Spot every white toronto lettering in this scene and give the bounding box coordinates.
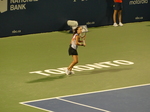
[113,60,134,65]
[86,64,102,69]
[74,65,95,70]
[29,60,134,76]
[101,61,120,66]
[57,67,67,71]
[45,69,65,74]
[94,62,111,68]
[29,71,50,76]
[71,66,83,71]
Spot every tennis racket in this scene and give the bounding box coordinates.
[79,33,86,38]
[79,25,88,38]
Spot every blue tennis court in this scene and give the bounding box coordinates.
[20,84,150,112]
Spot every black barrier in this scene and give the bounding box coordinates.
[0,0,150,38]
[123,0,150,23]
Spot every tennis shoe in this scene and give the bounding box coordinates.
[65,68,71,75]
[119,22,123,26]
[70,71,75,75]
[113,23,118,27]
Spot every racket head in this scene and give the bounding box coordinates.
[79,25,88,37]
[79,32,86,38]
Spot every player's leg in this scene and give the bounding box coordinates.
[68,55,78,71]
[66,55,78,75]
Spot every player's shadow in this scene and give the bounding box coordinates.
[27,75,66,83]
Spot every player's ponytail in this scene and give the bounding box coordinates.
[73,26,80,35]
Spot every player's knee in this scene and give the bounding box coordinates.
[74,60,78,64]
[75,61,78,64]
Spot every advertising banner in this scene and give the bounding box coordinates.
[123,0,150,23]
[0,0,150,38]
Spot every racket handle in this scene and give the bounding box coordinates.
[83,40,86,44]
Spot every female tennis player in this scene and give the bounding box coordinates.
[113,0,123,27]
[65,26,86,75]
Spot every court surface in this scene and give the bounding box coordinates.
[0,21,150,112]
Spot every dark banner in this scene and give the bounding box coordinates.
[123,0,150,23]
[0,0,150,37]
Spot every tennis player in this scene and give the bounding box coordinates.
[113,0,123,27]
[65,26,86,75]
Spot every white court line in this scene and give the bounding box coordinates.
[20,83,150,112]
[20,102,54,112]
[20,83,150,104]
[59,83,150,99]
[56,97,111,112]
